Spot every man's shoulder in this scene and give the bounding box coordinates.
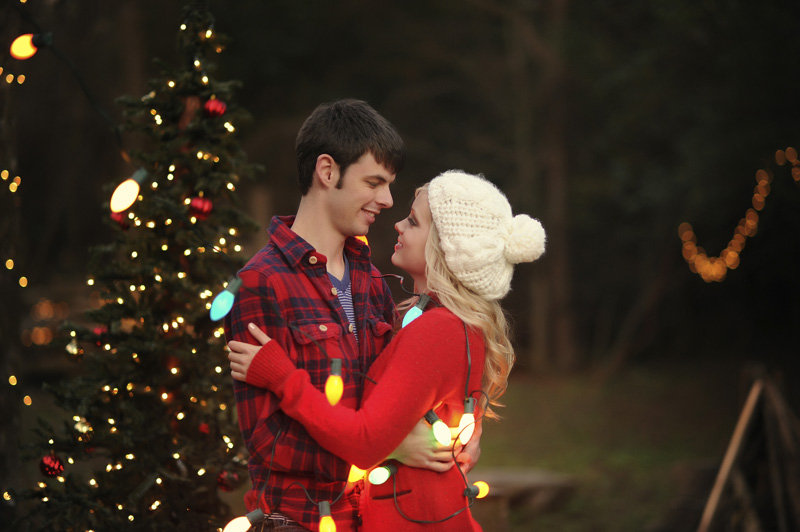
[240,241,287,276]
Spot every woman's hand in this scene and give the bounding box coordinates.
[227,323,272,381]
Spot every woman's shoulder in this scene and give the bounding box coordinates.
[406,305,463,334]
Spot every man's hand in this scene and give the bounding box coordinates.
[389,419,458,473]
[455,419,482,474]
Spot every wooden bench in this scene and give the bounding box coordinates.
[469,468,576,531]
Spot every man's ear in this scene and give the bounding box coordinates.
[313,154,338,190]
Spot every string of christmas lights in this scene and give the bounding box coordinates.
[678,147,800,282]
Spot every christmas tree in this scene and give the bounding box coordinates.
[16,3,259,530]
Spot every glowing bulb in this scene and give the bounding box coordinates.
[367,463,397,485]
[424,410,451,446]
[401,306,422,328]
[325,359,343,406]
[318,501,336,532]
[347,465,366,482]
[222,509,265,532]
[10,33,49,60]
[457,397,476,445]
[401,294,431,328]
[210,277,242,321]
[469,480,490,499]
[110,168,148,213]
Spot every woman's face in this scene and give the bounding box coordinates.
[391,189,431,286]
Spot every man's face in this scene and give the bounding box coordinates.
[329,152,395,237]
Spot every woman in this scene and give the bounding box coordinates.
[228,170,546,530]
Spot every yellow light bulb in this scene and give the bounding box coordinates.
[10,34,37,60]
[318,501,336,532]
[473,480,490,498]
[325,359,343,406]
[319,515,336,532]
[347,465,366,482]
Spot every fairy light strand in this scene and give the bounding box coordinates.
[678,147,800,282]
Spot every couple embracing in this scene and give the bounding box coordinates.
[224,99,545,531]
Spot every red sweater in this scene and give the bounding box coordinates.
[247,306,485,531]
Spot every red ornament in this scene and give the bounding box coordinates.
[204,98,227,118]
[110,211,129,230]
[217,470,240,492]
[40,453,64,477]
[198,422,210,435]
[93,326,108,347]
[189,196,213,220]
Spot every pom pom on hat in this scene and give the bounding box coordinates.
[428,170,546,300]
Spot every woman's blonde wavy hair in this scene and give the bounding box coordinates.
[398,185,515,419]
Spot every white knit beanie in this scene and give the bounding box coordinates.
[427,170,546,300]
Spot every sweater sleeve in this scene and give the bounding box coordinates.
[244,338,296,390]
[274,310,467,468]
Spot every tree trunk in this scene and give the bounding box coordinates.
[504,0,576,371]
[541,0,577,370]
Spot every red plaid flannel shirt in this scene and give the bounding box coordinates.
[224,216,396,531]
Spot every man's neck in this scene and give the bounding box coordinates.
[292,200,346,278]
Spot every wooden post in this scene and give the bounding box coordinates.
[697,379,764,532]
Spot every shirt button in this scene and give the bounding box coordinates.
[331,287,338,296]
[348,323,354,333]
[308,256,318,265]
[318,324,328,332]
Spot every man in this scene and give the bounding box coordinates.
[225,99,478,531]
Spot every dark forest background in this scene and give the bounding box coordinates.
[7,0,800,370]
[3,1,800,528]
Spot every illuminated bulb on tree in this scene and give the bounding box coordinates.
[457,397,476,445]
[367,463,396,486]
[222,509,265,532]
[424,410,450,446]
[318,500,336,532]
[325,359,343,406]
[210,276,243,321]
[110,168,148,213]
